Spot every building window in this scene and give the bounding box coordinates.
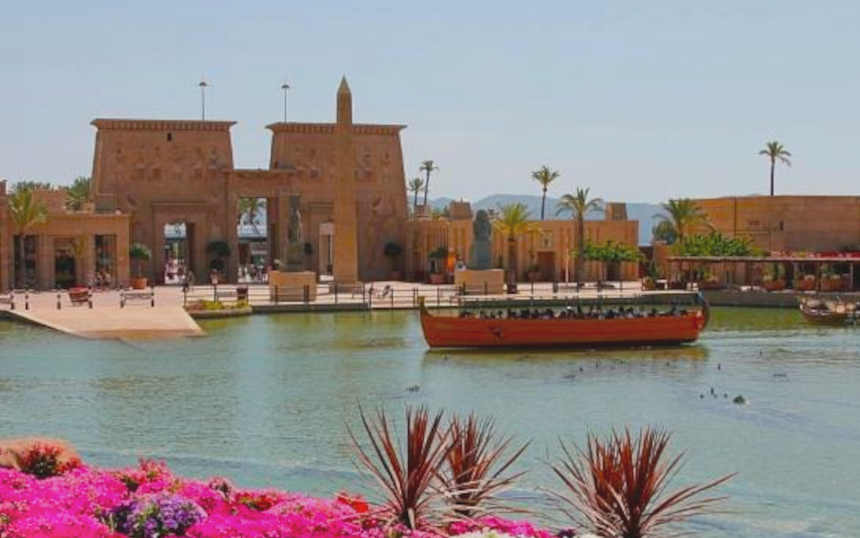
[167,133,173,142]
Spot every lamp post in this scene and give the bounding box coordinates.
[281,82,290,122]
[199,79,209,120]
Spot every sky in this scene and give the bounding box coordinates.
[1,1,859,203]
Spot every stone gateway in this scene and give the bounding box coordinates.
[88,77,408,284]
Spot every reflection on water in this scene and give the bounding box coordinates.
[0,308,858,537]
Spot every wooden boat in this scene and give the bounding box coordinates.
[799,298,855,325]
[418,295,710,348]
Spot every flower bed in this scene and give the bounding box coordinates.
[0,459,553,538]
[184,300,253,319]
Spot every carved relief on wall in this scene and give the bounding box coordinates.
[361,195,401,275]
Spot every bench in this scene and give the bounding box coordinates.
[120,289,155,308]
[67,287,92,308]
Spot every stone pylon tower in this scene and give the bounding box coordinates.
[332,77,359,284]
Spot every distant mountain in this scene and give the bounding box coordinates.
[430,194,663,245]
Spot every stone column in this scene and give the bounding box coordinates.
[37,235,53,290]
[226,192,240,283]
[81,234,95,286]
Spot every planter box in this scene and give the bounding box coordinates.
[187,306,253,319]
[762,279,786,292]
[794,278,816,291]
[429,273,445,285]
[130,277,148,290]
[820,278,845,292]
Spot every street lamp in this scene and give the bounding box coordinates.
[199,79,209,120]
[281,82,290,123]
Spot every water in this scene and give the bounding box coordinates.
[1,308,858,537]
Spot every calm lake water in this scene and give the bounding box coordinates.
[1,308,858,537]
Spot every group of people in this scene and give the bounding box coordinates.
[458,305,689,320]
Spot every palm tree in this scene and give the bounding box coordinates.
[237,197,266,235]
[65,176,91,211]
[654,198,709,245]
[407,177,425,211]
[556,188,604,285]
[531,166,560,220]
[492,203,535,282]
[8,188,48,288]
[758,140,791,196]
[419,160,438,206]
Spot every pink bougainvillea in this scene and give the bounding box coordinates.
[0,460,559,538]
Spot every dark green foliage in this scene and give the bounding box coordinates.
[206,240,231,258]
[65,176,91,211]
[384,242,403,258]
[674,232,762,257]
[651,220,677,245]
[429,246,448,260]
[583,240,643,263]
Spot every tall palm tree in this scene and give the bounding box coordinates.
[758,140,791,196]
[8,188,48,288]
[407,177,425,210]
[419,160,438,206]
[65,176,91,211]
[654,198,709,245]
[556,187,604,284]
[492,203,535,282]
[531,165,560,220]
[237,197,266,235]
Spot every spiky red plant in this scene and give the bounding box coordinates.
[348,406,452,530]
[440,413,530,519]
[550,427,735,538]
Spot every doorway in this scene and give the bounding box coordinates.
[54,238,77,289]
[237,197,269,283]
[163,222,193,285]
[537,252,556,281]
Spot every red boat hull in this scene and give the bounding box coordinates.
[420,304,707,348]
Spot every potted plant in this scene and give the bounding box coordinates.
[821,272,844,292]
[759,263,786,291]
[206,240,231,282]
[384,242,403,280]
[795,273,816,291]
[428,246,447,284]
[697,270,723,290]
[129,243,152,289]
[526,263,541,282]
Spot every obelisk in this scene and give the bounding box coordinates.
[332,77,359,284]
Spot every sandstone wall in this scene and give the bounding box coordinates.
[695,195,860,253]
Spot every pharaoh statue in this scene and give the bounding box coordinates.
[285,194,305,271]
[468,209,493,270]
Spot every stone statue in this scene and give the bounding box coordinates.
[468,209,493,270]
[285,194,305,271]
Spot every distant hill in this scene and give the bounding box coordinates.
[430,194,663,245]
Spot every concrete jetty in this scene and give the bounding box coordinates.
[1,289,203,339]
[5,306,204,339]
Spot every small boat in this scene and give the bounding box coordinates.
[418,295,710,349]
[799,298,856,326]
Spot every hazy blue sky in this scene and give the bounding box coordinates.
[2,2,858,202]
